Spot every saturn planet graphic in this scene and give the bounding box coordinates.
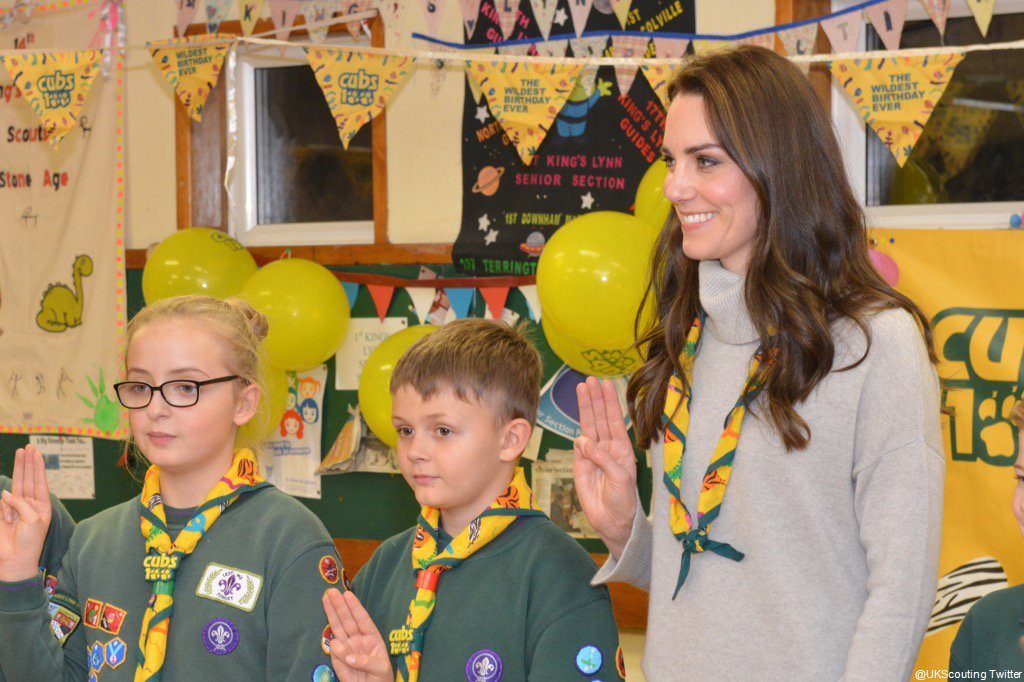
[472,166,505,196]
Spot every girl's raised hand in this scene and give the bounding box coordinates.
[574,377,638,559]
[322,588,393,682]
[0,446,53,582]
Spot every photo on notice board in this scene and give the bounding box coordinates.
[533,449,597,539]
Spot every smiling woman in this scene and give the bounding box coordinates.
[573,45,946,680]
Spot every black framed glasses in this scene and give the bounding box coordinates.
[112,375,240,409]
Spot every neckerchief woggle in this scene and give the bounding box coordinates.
[663,314,768,598]
[135,448,269,681]
[393,466,543,682]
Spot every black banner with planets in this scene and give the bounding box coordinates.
[453,0,694,276]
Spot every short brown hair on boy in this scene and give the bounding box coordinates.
[390,318,543,424]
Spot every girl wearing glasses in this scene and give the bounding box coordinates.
[0,295,344,681]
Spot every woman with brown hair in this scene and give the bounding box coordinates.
[573,45,944,679]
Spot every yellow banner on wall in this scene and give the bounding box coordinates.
[2,50,102,148]
[870,229,1024,673]
[149,34,232,123]
[830,54,964,167]
[467,59,582,165]
[306,47,413,149]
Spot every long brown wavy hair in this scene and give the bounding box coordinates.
[628,45,936,451]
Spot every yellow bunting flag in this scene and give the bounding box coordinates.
[2,50,102,148]
[149,34,232,123]
[306,48,413,149]
[467,60,582,165]
[237,0,266,36]
[967,0,996,37]
[691,39,735,55]
[829,54,964,167]
[641,64,672,109]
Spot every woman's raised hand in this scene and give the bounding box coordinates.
[322,588,394,682]
[574,377,637,559]
[0,446,53,582]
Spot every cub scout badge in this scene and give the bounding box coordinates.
[47,593,81,646]
[196,562,263,611]
[319,555,340,584]
[90,641,104,671]
[312,663,337,681]
[43,571,58,596]
[575,645,603,675]
[465,649,502,682]
[105,637,127,669]
[100,602,127,635]
[202,617,240,655]
[83,598,103,628]
[321,624,334,655]
[616,645,626,679]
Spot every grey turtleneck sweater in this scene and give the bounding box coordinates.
[595,260,944,681]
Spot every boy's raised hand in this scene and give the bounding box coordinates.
[0,446,53,582]
[322,588,393,682]
[574,377,637,559]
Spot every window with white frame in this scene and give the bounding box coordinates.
[227,36,376,246]
[831,0,1024,228]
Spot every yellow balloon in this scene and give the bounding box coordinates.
[358,325,438,448]
[542,317,642,377]
[237,367,289,448]
[142,227,258,303]
[240,259,351,372]
[634,159,673,229]
[537,211,655,350]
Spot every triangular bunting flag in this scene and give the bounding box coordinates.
[375,0,404,45]
[778,22,818,57]
[422,0,448,35]
[829,53,964,167]
[612,35,648,96]
[535,39,567,57]
[568,0,593,37]
[267,0,304,42]
[4,50,102,148]
[736,33,775,49]
[464,47,494,103]
[237,0,267,36]
[459,0,483,36]
[611,0,630,28]
[367,284,395,321]
[931,100,995,179]
[205,0,233,33]
[479,287,511,319]
[406,287,436,323]
[467,59,582,165]
[653,36,689,58]
[641,64,672,109]
[569,36,606,96]
[530,0,558,40]
[444,288,475,319]
[495,0,519,40]
[864,0,907,52]
[149,34,232,122]
[518,284,541,321]
[341,281,361,310]
[177,0,200,37]
[692,39,735,55]
[919,0,949,36]
[820,13,861,54]
[498,44,531,56]
[966,0,995,37]
[344,0,373,39]
[305,0,336,44]
[307,47,414,148]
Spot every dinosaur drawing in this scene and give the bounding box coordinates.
[36,254,93,333]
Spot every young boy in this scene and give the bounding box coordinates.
[322,319,624,681]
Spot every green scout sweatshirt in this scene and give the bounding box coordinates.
[0,475,77,682]
[949,584,1024,673]
[353,515,625,682]
[0,484,345,682]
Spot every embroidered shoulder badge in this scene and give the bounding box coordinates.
[195,563,263,612]
[48,592,81,646]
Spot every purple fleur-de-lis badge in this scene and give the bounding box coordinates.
[217,572,243,600]
[202,618,239,655]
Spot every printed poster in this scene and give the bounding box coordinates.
[333,317,408,391]
[29,434,94,499]
[265,365,327,498]
[533,448,597,538]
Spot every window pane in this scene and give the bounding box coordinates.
[254,65,374,224]
[865,12,1024,206]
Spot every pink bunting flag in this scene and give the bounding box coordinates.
[864,0,907,52]
[458,0,483,36]
[653,36,690,59]
[919,0,950,36]
[494,0,519,40]
[736,33,775,49]
[205,0,233,33]
[535,39,566,57]
[530,0,558,40]
[267,0,304,42]
[367,285,396,321]
[479,287,511,319]
[568,0,593,38]
[176,0,199,36]
[778,22,818,57]
[612,35,648,96]
[820,12,861,54]
[342,0,372,39]
[421,0,449,35]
